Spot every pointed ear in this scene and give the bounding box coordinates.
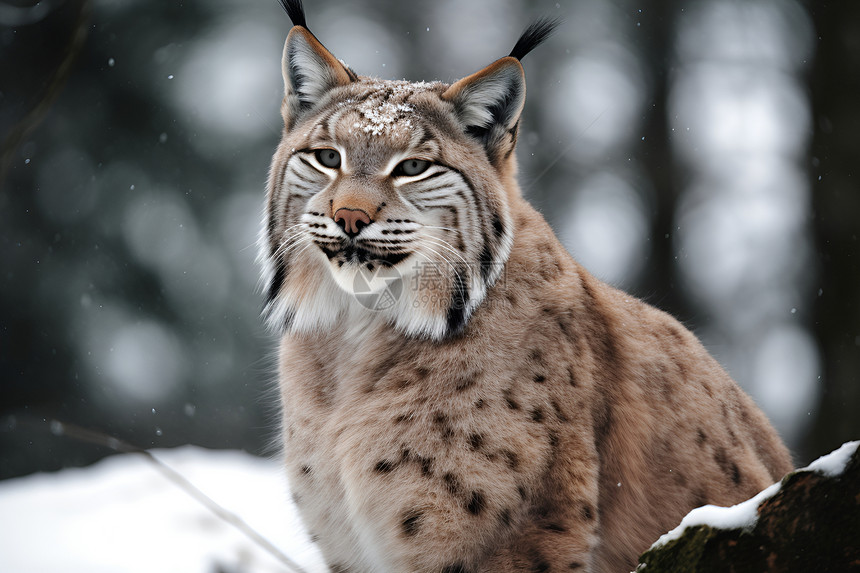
[441,57,526,164]
[282,26,354,129]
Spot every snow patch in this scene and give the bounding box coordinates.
[651,481,782,548]
[806,440,859,477]
[348,80,439,136]
[0,446,326,573]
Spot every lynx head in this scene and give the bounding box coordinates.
[260,0,557,340]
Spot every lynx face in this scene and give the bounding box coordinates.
[260,27,534,340]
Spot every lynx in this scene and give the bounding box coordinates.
[259,1,793,571]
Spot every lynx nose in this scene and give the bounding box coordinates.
[334,208,372,238]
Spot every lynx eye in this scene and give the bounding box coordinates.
[315,149,341,169]
[394,158,430,177]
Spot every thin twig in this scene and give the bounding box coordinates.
[0,0,92,185]
[19,417,308,573]
[526,108,607,191]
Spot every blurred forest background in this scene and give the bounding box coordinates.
[1,0,858,480]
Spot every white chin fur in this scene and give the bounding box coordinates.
[327,260,392,295]
[266,250,460,341]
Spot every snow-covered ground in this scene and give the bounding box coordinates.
[0,446,326,573]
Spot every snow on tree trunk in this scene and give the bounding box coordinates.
[637,441,860,572]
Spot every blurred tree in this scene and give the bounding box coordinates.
[1,0,857,482]
[1,0,94,477]
[628,0,686,319]
[0,0,274,478]
[807,1,860,464]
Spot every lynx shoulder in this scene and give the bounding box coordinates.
[260,2,793,571]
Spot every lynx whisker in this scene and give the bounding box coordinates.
[419,236,469,268]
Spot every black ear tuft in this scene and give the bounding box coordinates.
[278,0,307,28]
[509,17,561,61]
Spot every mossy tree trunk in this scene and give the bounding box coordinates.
[638,446,860,572]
